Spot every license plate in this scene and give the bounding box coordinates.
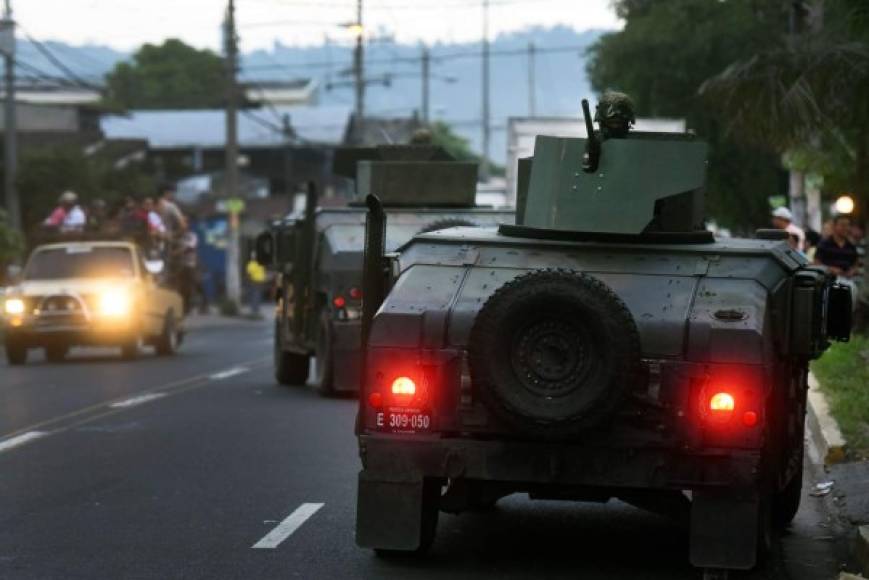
[376,408,432,433]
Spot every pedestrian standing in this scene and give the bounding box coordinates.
[245,252,266,318]
[816,214,860,311]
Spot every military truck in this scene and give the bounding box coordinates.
[256,144,514,395]
[354,95,852,578]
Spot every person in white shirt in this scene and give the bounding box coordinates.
[771,206,805,252]
[44,191,86,233]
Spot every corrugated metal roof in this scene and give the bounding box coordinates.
[100,105,352,149]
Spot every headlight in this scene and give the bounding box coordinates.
[4,298,25,315]
[99,289,131,317]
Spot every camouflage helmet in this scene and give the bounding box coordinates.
[594,90,636,138]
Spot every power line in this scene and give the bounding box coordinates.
[241,43,586,72]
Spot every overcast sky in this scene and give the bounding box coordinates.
[16,0,621,52]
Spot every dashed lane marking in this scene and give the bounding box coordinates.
[0,357,269,449]
[109,393,167,409]
[209,366,250,380]
[0,431,48,454]
[252,503,325,549]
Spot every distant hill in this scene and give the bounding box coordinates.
[12,26,607,163]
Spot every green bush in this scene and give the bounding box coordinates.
[812,335,869,460]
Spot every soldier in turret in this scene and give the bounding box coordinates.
[593,90,636,139]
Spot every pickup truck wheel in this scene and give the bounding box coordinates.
[45,344,69,363]
[120,339,139,360]
[274,321,309,386]
[155,311,179,356]
[469,269,641,439]
[5,341,27,365]
[312,312,335,396]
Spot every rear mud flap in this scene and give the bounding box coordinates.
[356,471,427,550]
[690,490,759,570]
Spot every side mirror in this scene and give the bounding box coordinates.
[826,283,852,342]
[5,264,22,285]
[255,231,274,267]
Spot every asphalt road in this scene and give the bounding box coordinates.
[0,316,845,580]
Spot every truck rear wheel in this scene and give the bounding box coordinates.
[469,269,641,439]
[773,453,803,527]
[5,341,27,365]
[312,312,335,396]
[274,321,309,386]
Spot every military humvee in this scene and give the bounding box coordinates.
[355,96,852,577]
[256,145,514,395]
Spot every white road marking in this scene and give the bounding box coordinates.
[109,393,167,409]
[209,366,249,380]
[0,431,48,453]
[252,503,324,549]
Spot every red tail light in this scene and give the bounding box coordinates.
[709,392,735,412]
[391,376,417,396]
[333,295,346,308]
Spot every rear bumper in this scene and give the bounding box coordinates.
[358,434,761,491]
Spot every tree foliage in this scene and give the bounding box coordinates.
[700,0,869,209]
[429,121,505,177]
[586,0,792,230]
[0,209,23,268]
[104,39,227,110]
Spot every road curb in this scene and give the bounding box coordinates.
[806,371,847,465]
[856,525,869,578]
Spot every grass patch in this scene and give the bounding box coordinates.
[812,335,869,460]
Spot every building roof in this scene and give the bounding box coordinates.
[100,105,352,150]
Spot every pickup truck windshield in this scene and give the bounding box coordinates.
[25,246,135,280]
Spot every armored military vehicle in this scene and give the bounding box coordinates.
[256,144,514,395]
[355,95,852,577]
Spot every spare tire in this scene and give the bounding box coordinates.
[468,269,641,439]
[418,218,478,235]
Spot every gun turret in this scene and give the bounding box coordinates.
[508,95,708,238]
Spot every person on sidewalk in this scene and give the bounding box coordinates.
[816,214,860,312]
[245,253,267,319]
[771,206,806,252]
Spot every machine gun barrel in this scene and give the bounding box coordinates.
[581,98,600,174]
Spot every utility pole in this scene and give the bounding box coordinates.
[421,44,430,124]
[223,0,242,306]
[480,0,491,182]
[527,41,536,117]
[1,0,18,231]
[352,0,365,127]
